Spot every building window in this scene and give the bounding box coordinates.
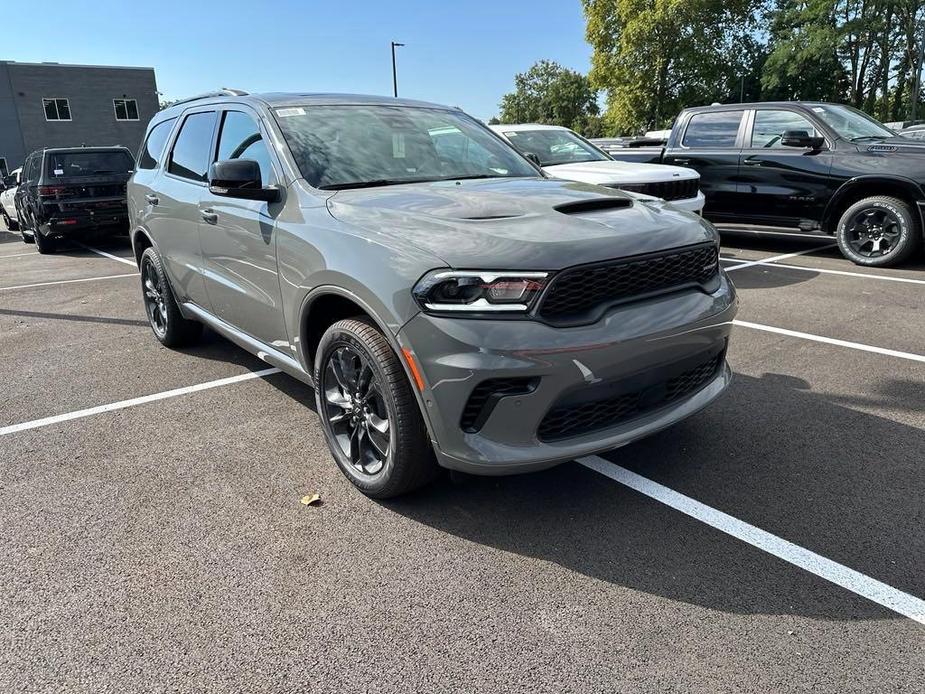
[43,98,72,121]
[114,99,139,121]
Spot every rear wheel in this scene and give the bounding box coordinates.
[140,246,202,347]
[1,207,18,231]
[33,226,55,254]
[314,318,437,498]
[835,196,921,267]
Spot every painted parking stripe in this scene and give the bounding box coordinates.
[0,367,281,437]
[578,455,925,625]
[724,243,838,271]
[723,260,925,286]
[0,273,139,292]
[733,320,925,363]
[75,241,137,267]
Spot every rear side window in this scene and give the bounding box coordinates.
[682,111,744,148]
[216,111,274,184]
[44,150,134,178]
[138,118,176,170]
[168,111,217,181]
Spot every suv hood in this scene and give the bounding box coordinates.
[326,177,714,270]
[544,160,698,185]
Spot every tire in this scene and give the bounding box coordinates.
[33,225,55,254]
[139,246,202,348]
[835,196,922,267]
[1,207,19,231]
[314,318,437,498]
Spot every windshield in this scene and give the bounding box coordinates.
[274,105,537,189]
[501,128,609,166]
[810,105,895,141]
[45,150,134,177]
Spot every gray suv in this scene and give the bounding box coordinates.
[128,90,737,498]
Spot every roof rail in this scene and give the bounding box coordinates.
[169,88,249,107]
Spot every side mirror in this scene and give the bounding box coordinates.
[208,159,280,202]
[781,130,825,150]
[523,151,542,168]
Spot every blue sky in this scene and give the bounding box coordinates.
[3,0,593,121]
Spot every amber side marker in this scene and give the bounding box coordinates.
[402,348,425,391]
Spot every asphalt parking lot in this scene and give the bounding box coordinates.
[1,223,923,693]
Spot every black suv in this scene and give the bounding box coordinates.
[609,102,925,267]
[15,146,135,253]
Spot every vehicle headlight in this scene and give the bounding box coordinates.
[413,270,550,313]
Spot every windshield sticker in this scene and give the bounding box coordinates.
[392,134,406,159]
[53,169,64,175]
[276,107,305,117]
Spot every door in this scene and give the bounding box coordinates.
[154,109,217,307]
[198,108,288,347]
[737,108,835,226]
[664,109,746,218]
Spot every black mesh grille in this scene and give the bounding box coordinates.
[610,178,699,201]
[538,244,719,325]
[460,378,538,433]
[537,352,723,441]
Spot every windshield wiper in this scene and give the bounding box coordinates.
[850,135,886,142]
[319,179,417,191]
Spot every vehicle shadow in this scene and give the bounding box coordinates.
[366,370,924,622]
[723,263,820,289]
[0,307,150,328]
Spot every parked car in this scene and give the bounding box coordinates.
[128,90,736,498]
[606,101,925,266]
[491,124,704,214]
[898,123,925,141]
[16,146,135,253]
[0,167,21,230]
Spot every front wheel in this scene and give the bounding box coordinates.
[835,196,922,267]
[139,247,202,347]
[314,318,437,498]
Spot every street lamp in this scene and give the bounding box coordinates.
[391,41,405,98]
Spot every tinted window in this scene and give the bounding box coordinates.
[275,105,535,189]
[682,111,744,148]
[138,118,176,170]
[501,128,608,166]
[751,110,818,148]
[45,150,134,178]
[168,111,217,181]
[216,111,274,184]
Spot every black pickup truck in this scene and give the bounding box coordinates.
[605,101,925,267]
[15,146,135,254]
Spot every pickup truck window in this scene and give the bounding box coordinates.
[751,110,818,148]
[683,111,744,148]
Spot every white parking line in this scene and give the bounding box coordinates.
[722,259,925,286]
[0,367,281,437]
[733,320,925,363]
[0,273,139,292]
[74,241,137,267]
[724,243,838,271]
[578,456,925,625]
[0,252,39,259]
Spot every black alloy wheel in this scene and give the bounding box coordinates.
[844,207,902,258]
[142,256,169,338]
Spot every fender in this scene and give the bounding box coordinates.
[298,285,437,443]
[823,175,925,235]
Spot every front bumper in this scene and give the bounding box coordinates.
[399,272,737,474]
[669,191,705,214]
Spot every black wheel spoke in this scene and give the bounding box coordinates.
[846,206,903,258]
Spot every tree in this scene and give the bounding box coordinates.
[498,60,601,135]
[583,0,767,134]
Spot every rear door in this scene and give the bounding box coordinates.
[737,108,835,226]
[664,109,746,218]
[198,106,288,347]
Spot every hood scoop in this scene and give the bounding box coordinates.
[554,198,633,215]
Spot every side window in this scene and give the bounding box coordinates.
[682,111,744,148]
[168,111,217,182]
[138,118,177,170]
[751,110,818,148]
[216,111,274,184]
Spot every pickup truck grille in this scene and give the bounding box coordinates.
[608,178,698,201]
[537,243,719,325]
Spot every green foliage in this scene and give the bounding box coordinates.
[498,60,601,135]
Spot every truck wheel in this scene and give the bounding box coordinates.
[33,227,55,254]
[1,207,18,231]
[139,247,202,347]
[835,196,921,267]
[314,318,437,498]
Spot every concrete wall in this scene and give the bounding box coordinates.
[0,61,159,171]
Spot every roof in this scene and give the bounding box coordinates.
[489,123,571,132]
[0,60,154,72]
[160,91,456,116]
[41,145,132,153]
[683,101,838,113]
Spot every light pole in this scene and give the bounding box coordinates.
[391,41,405,98]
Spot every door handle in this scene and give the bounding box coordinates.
[743,159,763,166]
[673,158,691,165]
[200,208,218,224]
[145,194,159,205]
